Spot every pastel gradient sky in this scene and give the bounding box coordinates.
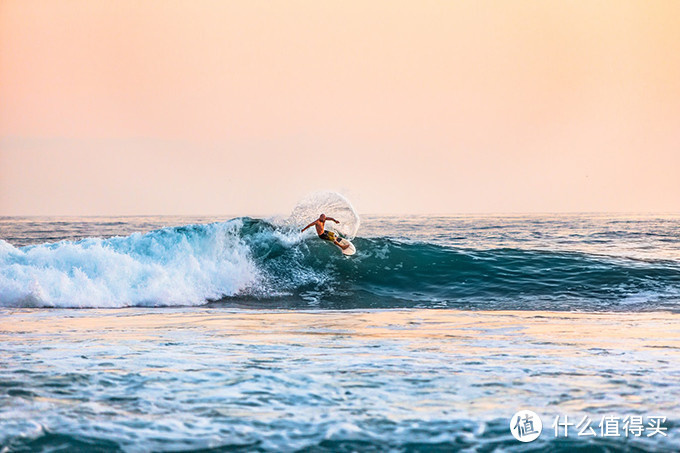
[1,1,679,215]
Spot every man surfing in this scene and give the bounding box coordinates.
[301,214,350,250]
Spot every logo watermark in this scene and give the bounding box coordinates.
[510,410,543,442]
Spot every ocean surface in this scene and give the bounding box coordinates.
[1,213,679,452]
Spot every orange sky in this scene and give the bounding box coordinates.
[1,0,679,215]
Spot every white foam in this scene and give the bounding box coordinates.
[0,219,259,308]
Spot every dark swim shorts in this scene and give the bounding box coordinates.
[318,231,336,241]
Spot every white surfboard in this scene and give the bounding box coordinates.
[337,237,356,256]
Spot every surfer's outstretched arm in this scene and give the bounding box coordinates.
[326,217,340,223]
[301,221,316,233]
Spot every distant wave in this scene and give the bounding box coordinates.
[1,218,680,310]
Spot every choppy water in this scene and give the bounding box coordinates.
[1,214,679,451]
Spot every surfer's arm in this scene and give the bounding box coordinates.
[301,221,316,232]
[326,217,340,223]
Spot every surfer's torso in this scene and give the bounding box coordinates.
[313,219,327,236]
[312,219,338,242]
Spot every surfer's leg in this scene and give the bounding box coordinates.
[334,239,350,250]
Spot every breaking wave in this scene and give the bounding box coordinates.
[1,218,680,310]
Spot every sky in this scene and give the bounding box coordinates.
[1,0,679,216]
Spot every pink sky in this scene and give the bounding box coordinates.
[1,1,679,215]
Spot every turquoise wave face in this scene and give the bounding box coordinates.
[235,219,680,311]
[2,217,680,310]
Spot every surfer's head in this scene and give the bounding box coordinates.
[319,214,326,221]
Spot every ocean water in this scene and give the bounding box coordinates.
[1,213,679,452]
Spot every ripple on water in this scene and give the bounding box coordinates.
[0,308,678,452]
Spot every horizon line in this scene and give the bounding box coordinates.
[2,211,680,219]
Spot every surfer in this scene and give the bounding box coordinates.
[301,214,350,250]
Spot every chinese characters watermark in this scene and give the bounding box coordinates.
[510,411,668,442]
[552,415,667,438]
